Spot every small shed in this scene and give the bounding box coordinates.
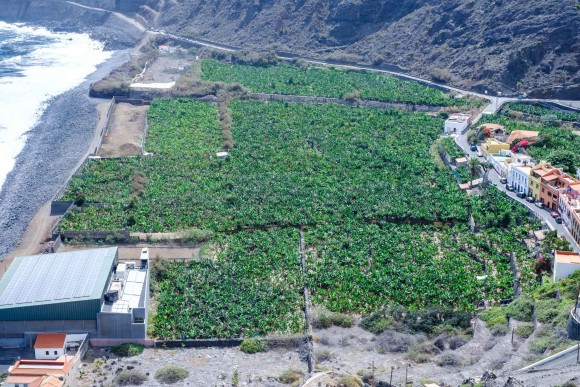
[34,333,66,360]
[554,251,580,282]
[444,113,471,133]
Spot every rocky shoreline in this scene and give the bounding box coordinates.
[0,39,131,260]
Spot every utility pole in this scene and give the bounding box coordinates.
[405,364,409,386]
[369,360,376,387]
[389,366,394,386]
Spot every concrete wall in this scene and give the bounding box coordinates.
[35,346,65,360]
[97,311,146,339]
[554,261,580,282]
[0,320,97,339]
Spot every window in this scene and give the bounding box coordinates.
[54,350,58,355]
[45,351,49,355]
[542,188,545,193]
[548,192,552,197]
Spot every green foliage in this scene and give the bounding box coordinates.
[115,370,148,385]
[153,229,304,339]
[201,60,469,106]
[154,365,189,384]
[278,369,303,384]
[111,343,144,357]
[239,338,269,354]
[502,103,580,123]
[480,307,509,327]
[439,137,465,159]
[514,322,534,338]
[337,376,364,387]
[360,313,394,335]
[313,307,354,329]
[60,100,467,232]
[505,295,534,322]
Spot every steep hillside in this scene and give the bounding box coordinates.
[150,0,579,98]
[0,0,578,97]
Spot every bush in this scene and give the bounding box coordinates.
[314,349,334,363]
[111,343,144,357]
[154,365,189,384]
[278,369,303,384]
[115,370,148,385]
[360,313,394,335]
[448,335,467,350]
[490,324,508,336]
[505,296,534,322]
[332,313,355,328]
[313,307,355,329]
[514,322,534,338]
[480,307,508,327]
[338,376,363,387]
[435,353,460,367]
[240,338,268,354]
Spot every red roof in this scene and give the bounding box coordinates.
[34,333,66,349]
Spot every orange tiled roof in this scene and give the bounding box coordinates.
[40,375,64,387]
[506,130,539,144]
[34,333,66,349]
[556,251,580,265]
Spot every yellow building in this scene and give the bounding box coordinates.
[528,162,553,201]
[481,138,510,157]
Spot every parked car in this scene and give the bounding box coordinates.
[555,217,563,224]
[499,177,508,184]
[477,150,483,157]
[551,211,559,219]
[470,144,477,152]
[534,201,544,209]
[526,196,534,203]
[517,192,526,198]
[506,185,514,191]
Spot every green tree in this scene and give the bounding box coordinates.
[547,149,579,174]
[480,161,494,187]
[468,158,482,189]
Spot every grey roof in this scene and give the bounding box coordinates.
[0,247,117,308]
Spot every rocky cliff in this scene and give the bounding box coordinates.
[1,0,578,97]
[153,0,580,98]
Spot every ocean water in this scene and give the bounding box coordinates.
[0,21,112,190]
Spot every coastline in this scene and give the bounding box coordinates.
[0,48,130,263]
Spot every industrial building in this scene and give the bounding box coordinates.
[0,247,149,339]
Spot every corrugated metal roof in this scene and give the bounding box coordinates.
[0,247,117,309]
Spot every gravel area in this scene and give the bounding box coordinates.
[0,49,130,260]
[79,346,304,386]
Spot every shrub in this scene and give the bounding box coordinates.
[490,324,508,336]
[338,376,363,387]
[332,313,355,328]
[111,343,144,357]
[314,349,334,363]
[278,369,303,384]
[360,313,394,335]
[435,353,460,367]
[448,335,467,350]
[505,296,534,322]
[115,370,148,385]
[480,307,508,327]
[514,323,534,338]
[154,365,189,384]
[239,338,268,354]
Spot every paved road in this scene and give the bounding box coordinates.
[453,122,580,252]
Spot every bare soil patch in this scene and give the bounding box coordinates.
[57,244,200,261]
[139,49,195,84]
[78,346,303,386]
[98,103,148,157]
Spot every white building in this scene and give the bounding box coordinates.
[554,250,580,282]
[34,333,66,360]
[487,149,513,178]
[507,155,534,194]
[444,114,471,134]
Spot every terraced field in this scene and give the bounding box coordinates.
[59,96,538,339]
[201,60,473,106]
